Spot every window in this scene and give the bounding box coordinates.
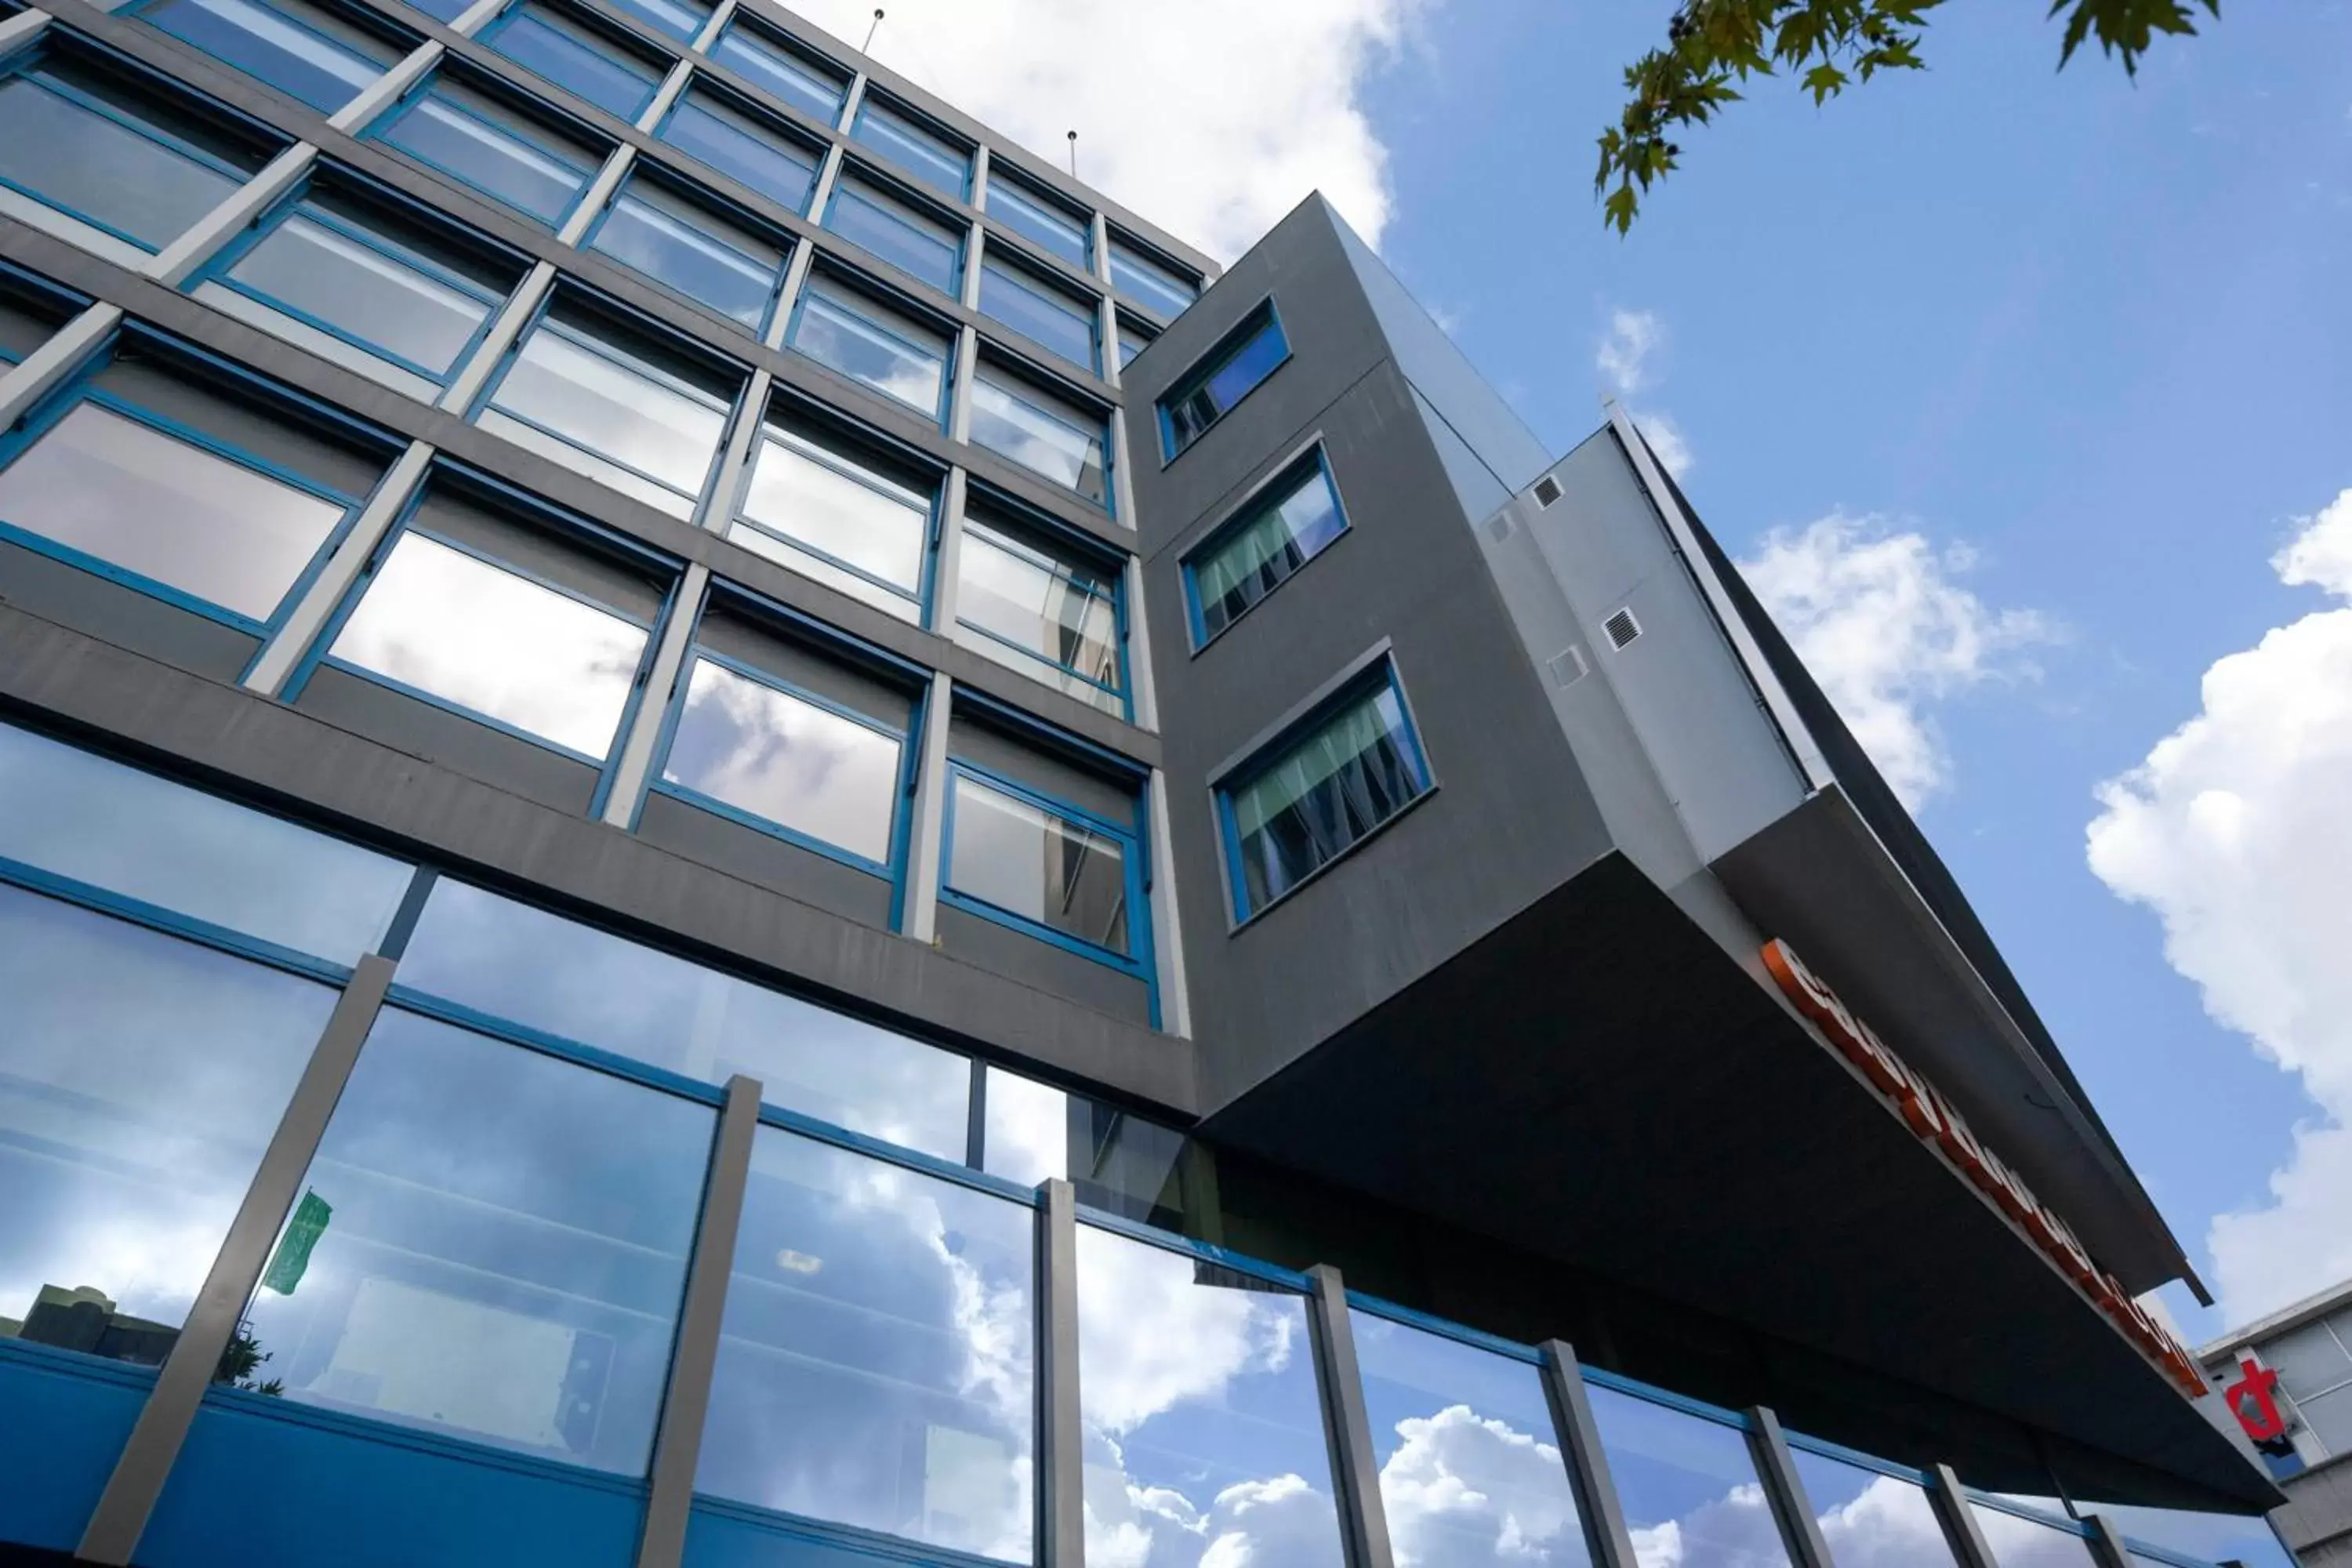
[954,513,1123,714]
[945,768,1134,963]
[587,170,787,333]
[976,1066,1192,1227]
[1218,662,1432,920]
[1116,319,1152,370]
[481,2,669,123]
[1351,1312,1589,1568]
[321,529,652,759]
[1969,1504,2100,1568]
[711,17,845,124]
[1160,301,1289,458]
[1787,1448,1957,1567]
[140,0,401,114]
[238,1007,713,1475]
[2089,1504,2296,1568]
[824,173,962,297]
[194,181,520,401]
[984,169,1089,270]
[695,1126,1034,1561]
[850,96,968,200]
[978,256,1098,373]
[1588,1383,1791,1568]
[398,0,474,21]
[1076,1225,1345,1568]
[658,85,820,214]
[1109,234,1199,318]
[397,879,972,1160]
[730,409,935,622]
[0,53,281,258]
[607,0,706,42]
[788,272,950,419]
[967,364,1108,505]
[1184,449,1348,644]
[477,303,736,519]
[372,71,605,227]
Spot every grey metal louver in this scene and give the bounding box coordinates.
[1534,474,1563,507]
[1603,607,1642,650]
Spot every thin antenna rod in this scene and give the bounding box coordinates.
[1066,129,1077,177]
[862,7,881,52]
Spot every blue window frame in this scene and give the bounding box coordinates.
[140,0,404,114]
[369,68,607,227]
[985,169,1090,270]
[849,96,967,200]
[942,761,1149,982]
[710,16,845,124]
[1216,659,1432,921]
[606,0,706,42]
[585,167,788,335]
[967,361,1109,508]
[191,174,523,401]
[822,172,962,298]
[786,270,951,423]
[1160,299,1289,459]
[1109,233,1199,318]
[657,83,820,215]
[0,48,284,259]
[978,255,1098,373]
[953,509,1127,717]
[478,1,670,124]
[1181,446,1349,645]
[1116,318,1152,370]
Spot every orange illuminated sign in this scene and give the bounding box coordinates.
[1761,938,2208,1399]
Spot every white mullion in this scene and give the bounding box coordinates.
[689,0,737,52]
[699,366,771,532]
[636,60,694,133]
[0,8,53,56]
[439,260,555,413]
[929,465,967,635]
[601,561,712,826]
[1145,768,1192,1037]
[325,39,442,133]
[898,671,953,942]
[558,145,637,245]
[948,324,976,444]
[143,142,317,287]
[0,303,122,432]
[243,441,436,695]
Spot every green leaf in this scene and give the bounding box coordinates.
[1802,61,1850,102]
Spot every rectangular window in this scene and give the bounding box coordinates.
[967,364,1107,505]
[1109,234,1199,318]
[984,169,1089,270]
[481,2,669,123]
[1971,1505,2100,1568]
[787,272,949,419]
[372,71,605,227]
[977,1066,1192,1227]
[323,528,651,759]
[0,53,281,258]
[695,1126,1034,1561]
[476,303,736,519]
[730,408,934,622]
[1184,448,1348,643]
[1160,300,1288,457]
[194,181,521,401]
[850,96,967,200]
[1219,662,1431,919]
[823,172,962,297]
[608,0,706,42]
[946,769,1133,961]
[955,513,1123,714]
[658,85,820,214]
[978,256,1098,373]
[140,0,401,114]
[1788,1448,1957,1567]
[1116,319,1151,370]
[711,16,845,124]
[1588,1385,1791,1568]
[587,169,786,333]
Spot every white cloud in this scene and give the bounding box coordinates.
[782,0,1421,260]
[1632,411,1694,477]
[1740,516,2056,809]
[2087,489,2352,1325]
[1377,1404,1584,1566]
[1595,309,1692,474]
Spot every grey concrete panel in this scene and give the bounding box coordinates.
[1540,1340,1641,1568]
[1305,1265,1396,1568]
[2274,1458,2352,1555]
[637,789,896,931]
[78,953,394,1566]
[293,663,603,815]
[1931,1465,2000,1568]
[934,903,1151,1026]
[0,604,1196,1111]
[0,538,261,683]
[947,708,1140,826]
[695,604,921,727]
[1036,1178,1083,1567]
[1748,1406,1835,1568]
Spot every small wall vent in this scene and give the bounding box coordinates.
[1547,646,1588,688]
[1533,474,1563,508]
[1603,607,1642,650]
[1485,513,1514,544]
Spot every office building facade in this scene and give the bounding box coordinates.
[0,0,2301,1563]
[2201,1279,2352,1566]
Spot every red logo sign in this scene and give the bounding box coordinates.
[2226,1357,2292,1448]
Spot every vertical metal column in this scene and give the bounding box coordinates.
[637,1074,762,1568]
[1929,1463,1999,1568]
[142,142,316,286]
[1538,1339,1639,1568]
[2083,1513,2136,1568]
[1304,1265,1396,1568]
[78,954,398,1565]
[898,670,953,942]
[600,561,710,828]
[1034,1178,1083,1567]
[1746,1405,1833,1568]
[245,439,435,695]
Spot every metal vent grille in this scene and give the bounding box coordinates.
[1603,607,1642,649]
[1486,514,1514,544]
[1534,474,1563,508]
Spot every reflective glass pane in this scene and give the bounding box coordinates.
[381,91,592,225]
[1587,1383,1791,1568]
[947,775,1128,956]
[736,424,929,601]
[713,24,844,124]
[2092,1503,2295,1568]
[663,658,902,863]
[1076,1225,1343,1567]
[2305,1384,2352,1453]
[0,401,347,622]
[401,0,473,21]
[956,520,1119,693]
[978,262,1096,372]
[482,318,731,517]
[1109,241,1196,318]
[1788,1450,1955,1568]
[981,1066,1065,1188]
[608,0,703,42]
[978,1069,1189,1227]
[0,884,337,1363]
[790,278,946,415]
[0,73,244,250]
[328,531,648,757]
[487,6,660,122]
[660,94,818,213]
[397,880,971,1160]
[1971,1506,2100,1568]
[241,1008,712,1472]
[1352,1312,1589,1567]
[1117,323,1150,369]
[590,188,775,331]
[826,178,960,296]
[144,0,385,114]
[0,721,412,963]
[697,1128,1033,1559]
[1231,678,1428,913]
[1193,461,1347,640]
[985,177,1087,270]
[967,372,1105,501]
[224,209,493,379]
[2258,1321,2352,1399]
[1166,314,1287,454]
[851,101,966,198]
